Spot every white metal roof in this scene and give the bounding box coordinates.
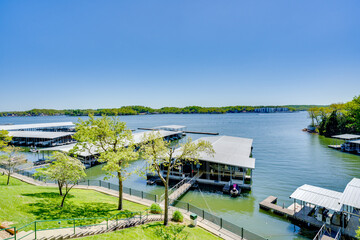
[332,134,360,140]
[0,122,75,131]
[41,130,182,157]
[290,184,343,211]
[350,139,360,144]
[339,178,360,209]
[175,135,255,169]
[8,131,74,139]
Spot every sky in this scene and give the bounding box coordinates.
[0,0,359,111]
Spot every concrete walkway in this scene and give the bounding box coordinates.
[3,171,245,240]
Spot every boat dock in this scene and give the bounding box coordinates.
[259,179,360,239]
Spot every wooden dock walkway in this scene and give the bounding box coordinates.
[259,196,294,216]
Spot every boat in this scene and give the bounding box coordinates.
[230,184,241,197]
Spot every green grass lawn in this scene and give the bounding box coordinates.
[78,221,221,240]
[0,174,146,229]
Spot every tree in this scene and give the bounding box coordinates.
[345,95,360,133]
[0,130,12,149]
[140,132,214,226]
[324,110,340,137]
[72,115,138,210]
[0,146,26,185]
[356,222,360,240]
[35,151,86,207]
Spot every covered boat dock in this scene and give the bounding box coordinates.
[0,122,75,132]
[8,131,75,147]
[260,178,360,239]
[150,135,255,192]
[329,134,360,152]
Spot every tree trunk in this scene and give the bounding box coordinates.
[58,181,63,196]
[164,182,169,226]
[60,190,69,207]
[7,172,10,185]
[118,171,123,210]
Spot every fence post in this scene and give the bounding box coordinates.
[187,203,190,212]
[141,191,144,199]
[34,221,37,240]
[129,188,132,196]
[241,227,244,239]
[99,180,101,186]
[88,179,89,186]
[202,210,204,219]
[155,195,157,203]
[108,182,110,189]
[220,218,222,229]
[73,219,76,234]
[14,226,16,240]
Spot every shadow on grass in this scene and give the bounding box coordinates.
[26,198,119,221]
[141,222,163,229]
[22,192,74,199]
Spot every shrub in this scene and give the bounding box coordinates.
[172,210,183,222]
[150,203,162,214]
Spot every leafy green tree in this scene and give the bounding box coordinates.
[0,130,12,149]
[324,110,340,137]
[35,152,86,207]
[345,95,360,133]
[356,222,360,239]
[140,132,214,226]
[73,115,138,210]
[0,146,26,185]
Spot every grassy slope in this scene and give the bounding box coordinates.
[78,222,221,240]
[0,175,220,239]
[0,175,146,227]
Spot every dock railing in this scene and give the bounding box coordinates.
[8,168,268,240]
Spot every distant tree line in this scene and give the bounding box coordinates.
[307,95,360,137]
[0,105,325,117]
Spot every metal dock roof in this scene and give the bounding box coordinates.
[175,135,255,169]
[41,130,181,157]
[8,131,74,139]
[0,122,75,131]
[339,178,360,209]
[290,184,343,211]
[331,134,360,140]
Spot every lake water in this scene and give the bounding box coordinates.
[1,112,359,239]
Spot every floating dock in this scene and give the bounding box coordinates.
[259,179,360,239]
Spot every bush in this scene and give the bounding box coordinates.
[172,210,183,222]
[150,203,162,214]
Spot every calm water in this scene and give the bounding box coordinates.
[1,112,359,239]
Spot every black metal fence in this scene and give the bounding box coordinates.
[9,168,266,240]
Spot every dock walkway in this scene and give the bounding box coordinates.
[259,196,294,216]
[161,172,202,205]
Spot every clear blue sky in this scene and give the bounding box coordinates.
[0,0,359,111]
